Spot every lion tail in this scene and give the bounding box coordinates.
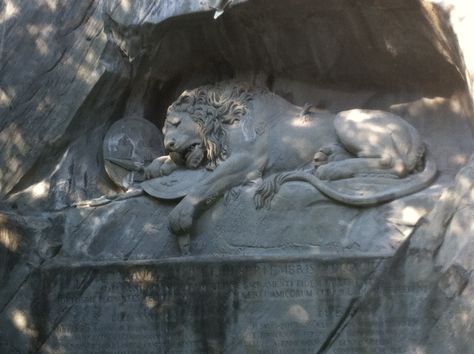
[254,151,437,208]
[254,173,289,209]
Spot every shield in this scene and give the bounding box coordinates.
[103,117,164,189]
[141,168,211,200]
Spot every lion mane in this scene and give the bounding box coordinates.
[167,81,266,167]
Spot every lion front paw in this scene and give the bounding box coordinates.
[168,199,195,235]
[144,158,164,179]
[144,156,178,179]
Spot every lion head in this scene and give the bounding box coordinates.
[164,81,265,168]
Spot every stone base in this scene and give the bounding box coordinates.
[17,254,424,354]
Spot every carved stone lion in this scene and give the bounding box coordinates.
[145,81,436,236]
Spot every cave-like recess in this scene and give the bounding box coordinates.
[111,0,472,180]
[5,0,474,207]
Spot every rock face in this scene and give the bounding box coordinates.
[0,0,474,353]
[329,158,474,353]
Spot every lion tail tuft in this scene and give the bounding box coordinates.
[253,172,293,209]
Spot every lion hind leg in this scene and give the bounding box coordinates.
[315,156,408,180]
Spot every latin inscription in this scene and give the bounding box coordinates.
[39,259,429,353]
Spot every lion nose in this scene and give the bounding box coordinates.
[165,138,176,151]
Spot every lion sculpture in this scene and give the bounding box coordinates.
[144,81,436,236]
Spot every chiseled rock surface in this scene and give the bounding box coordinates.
[326,155,474,353]
[0,1,127,199]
